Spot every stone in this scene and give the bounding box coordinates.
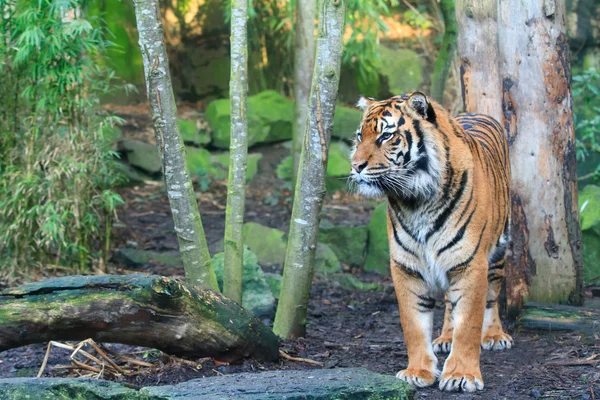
[211,249,276,319]
[276,155,293,180]
[319,223,368,268]
[179,118,210,146]
[144,368,415,399]
[0,377,138,400]
[326,141,352,177]
[364,202,390,275]
[315,242,342,275]
[332,104,363,141]
[213,152,263,181]
[112,248,182,268]
[264,272,282,299]
[118,139,162,175]
[242,222,288,266]
[579,184,600,231]
[206,90,294,149]
[114,161,154,185]
[379,47,423,95]
[329,273,382,291]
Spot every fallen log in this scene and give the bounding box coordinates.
[0,274,279,362]
[517,302,600,336]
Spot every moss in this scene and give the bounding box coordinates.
[379,47,423,95]
[327,141,352,177]
[364,202,390,275]
[212,153,263,181]
[332,105,363,141]
[318,223,368,268]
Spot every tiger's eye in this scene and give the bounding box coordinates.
[357,133,362,142]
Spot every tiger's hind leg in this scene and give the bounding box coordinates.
[433,293,453,354]
[481,248,513,351]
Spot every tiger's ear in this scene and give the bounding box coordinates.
[407,92,436,122]
[356,95,375,111]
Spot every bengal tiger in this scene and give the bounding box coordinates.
[350,92,513,392]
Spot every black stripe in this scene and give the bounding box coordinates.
[393,259,424,280]
[486,299,497,309]
[414,120,429,172]
[388,200,420,243]
[488,244,507,265]
[391,217,417,257]
[437,205,476,256]
[426,171,469,242]
[403,130,413,165]
[447,222,488,276]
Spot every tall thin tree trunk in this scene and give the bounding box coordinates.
[292,0,317,181]
[455,0,502,121]
[223,0,249,304]
[133,0,219,291]
[273,0,346,339]
[430,0,458,103]
[497,0,583,313]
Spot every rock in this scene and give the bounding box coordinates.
[118,139,162,175]
[0,377,138,400]
[101,125,123,150]
[276,155,293,180]
[145,368,415,399]
[332,105,363,141]
[579,184,600,231]
[211,249,276,319]
[206,90,294,149]
[315,242,342,275]
[319,223,368,268]
[114,161,154,185]
[213,152,263,181]
[0,369,415,399]
[326,141,352,177]
[329,273,382,291]
[112,248,182,268]
[379,47,423,95]
[179,118,210,146]
[264,272,282,299]
[364,202,390,275]
[242,222,288,266]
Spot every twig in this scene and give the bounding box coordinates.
[279,350,324,366]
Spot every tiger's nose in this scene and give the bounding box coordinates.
[352,160,368,173]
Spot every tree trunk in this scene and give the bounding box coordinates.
[430,0,458,103]
[0,275,279,362]
[497,0,583,313]
[292,0,317,182]
[273,0,346,339]
[517,303,600,336]
[455,0,502,121]
[133,0,219,291]
[223,0,249,305]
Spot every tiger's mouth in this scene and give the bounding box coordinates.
[350,172,385,198]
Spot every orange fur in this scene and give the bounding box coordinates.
[350,93,512,392]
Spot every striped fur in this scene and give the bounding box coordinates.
[350,93,512,393]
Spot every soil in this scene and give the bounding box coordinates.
[0,108,598,399]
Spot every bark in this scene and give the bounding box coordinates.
[292,0,317,181]
[498,0,583,312]
[272,0,345,339]
[0,275,280,362]
[430,0,458,103]
[223,0,249,305]
[455,0,502,121]
[133,0,219,291]
[518,303,600,336]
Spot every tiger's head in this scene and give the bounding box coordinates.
[350,92,444,202]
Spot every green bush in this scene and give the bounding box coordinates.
[0,0,132,273]
[574,68,600,180]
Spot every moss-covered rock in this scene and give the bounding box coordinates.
[329,273,382,291]
[579,184,600,231]
[364,202,390,275]
[118,139,162,175]
[213,152,262,181]
[332,105,363,141]
[206,90,294,148]
[263,272,282,299]
[113,248,182,268]
[211,249,275,319]
[179,118,210,146]
[276,155,293,180]
[242,222,288,266]
[318,222,368,268]
[0,378,139,400]
[379,47,423,95]
[327,141,352,177]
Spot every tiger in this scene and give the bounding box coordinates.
[349,92,513,392]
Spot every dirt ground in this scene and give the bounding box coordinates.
[0,111,598,399]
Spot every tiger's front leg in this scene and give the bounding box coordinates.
[391,260,439,388]
[439,257,488,392]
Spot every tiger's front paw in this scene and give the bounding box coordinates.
[396,368,438,388]
[481,332,513,351]
[433,336,452,354]
[440,355,484,392]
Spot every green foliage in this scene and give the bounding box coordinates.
[0,0,130,272]
[574,68,600,179]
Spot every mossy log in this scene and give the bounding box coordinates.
[0,274,279,362]
[517,302,600,336]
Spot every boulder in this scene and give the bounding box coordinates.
[211,249,276,319]
[364,202,390,275]
[0,369,416,399]
[318,221,368,268]
[329,273,382,291]
[332,105,362,141]
[179,118,210,146]
[112,248,181,268]
[326,141,352,177]
[379,47,423,95]
[206,90,294,149]
[263,272,282,299]
[213,152,263,181]
[118,139,162,175]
